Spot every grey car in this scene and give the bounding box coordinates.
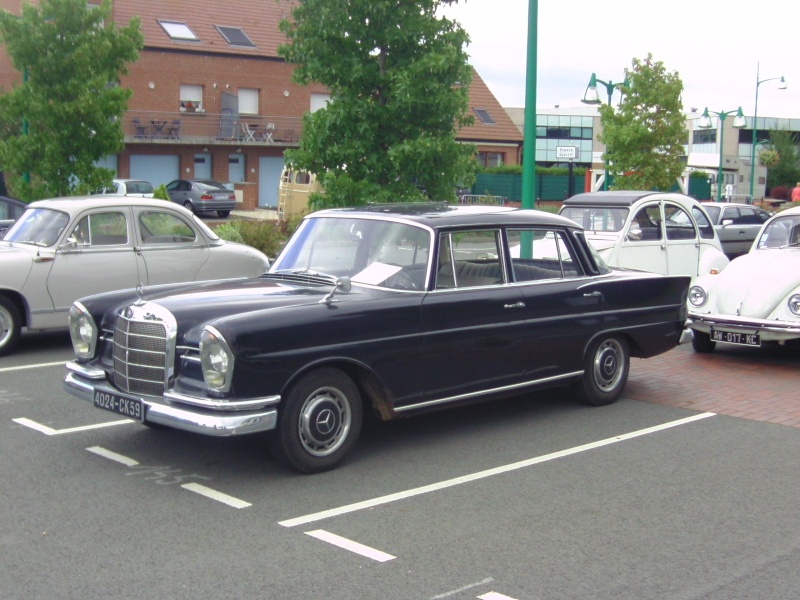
[0,196,27,239]
[701,202,771,258]
[165,179,236,218]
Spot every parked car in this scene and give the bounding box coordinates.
[64,203,690,473]
[94,179,155,198]
[165,179,236,218]
[687,205,800,353]
[560,191,729,281]
[700,201,771,258]
[0,196,270,355]
[0,196,27,239]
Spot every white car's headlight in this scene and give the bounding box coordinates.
[200,327,234,392]
[788,294,800,316]
[68,303,97,360]
[688,286,708,307]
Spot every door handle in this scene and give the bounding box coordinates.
[504,302,526,309]
[583,291,602,298]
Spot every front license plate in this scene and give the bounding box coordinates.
[711,329,761,347]
[93,389,143,420]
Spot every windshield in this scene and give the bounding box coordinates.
[560,207,629,233]
[3,207,70,246]
[702,205,720,223]
[756,215,800,249]
[270,216,432,289]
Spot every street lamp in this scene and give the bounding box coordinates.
[749,64,786,200]
[697,107,747,201]
[581,72,627,191]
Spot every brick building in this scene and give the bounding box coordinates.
[0,0,522,208]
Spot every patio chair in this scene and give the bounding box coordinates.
[132,118,147,138]
[241,122,256,142]
[167,119,181,139]
[261,122,275,143]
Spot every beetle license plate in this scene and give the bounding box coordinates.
[711,329,760,347]
[93,389,143,420]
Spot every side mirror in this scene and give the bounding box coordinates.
[721,219,734,226]
[336,276,351,293]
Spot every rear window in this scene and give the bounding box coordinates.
[129,181,154,194]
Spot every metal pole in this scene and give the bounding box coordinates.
[717,114,726,202]
[749,63,760,201]
[520,0,538,209]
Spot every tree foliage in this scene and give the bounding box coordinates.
[0,0,143,201]
[278,0,476,207]
[599,54,686,191]
[764,129,800,191]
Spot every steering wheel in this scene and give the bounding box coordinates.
[385,264,420,290]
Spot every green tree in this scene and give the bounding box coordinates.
[599,54,686,191]
[764,128,800,191]
[0,0,143,201]
[278,0,476,207]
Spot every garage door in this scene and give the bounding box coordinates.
[130,155,180,188]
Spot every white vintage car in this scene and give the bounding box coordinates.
[0,196,270,355]
[687,206,800,352]
[560,191,729,281]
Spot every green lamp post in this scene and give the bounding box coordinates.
[749,64,786,201]
[697,107,747,202]
[581,73,627,191]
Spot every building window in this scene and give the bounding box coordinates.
[310,93,331,113]
[474,108,496,124]
[239,88,259,114]
[693,130,716,144]
[215,25,255,47]
[476,152,504,167]
[158,21,198,41]
[180,84,203,111]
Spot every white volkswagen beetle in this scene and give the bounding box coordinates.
[560,191,729,281]
[0,196,270,355]
[687,206,800,352]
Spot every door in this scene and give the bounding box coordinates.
[130,154,179,188]
[259,156,284,208]
[47,209,144,312]
[194,153,212,179]
[663,202,700,278]
[616,202,668,274]
[228,153,245,183]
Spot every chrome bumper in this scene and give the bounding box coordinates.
[687,314,800,340]
[64,362,278,437]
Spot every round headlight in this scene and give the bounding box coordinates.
[788,294,800,316]
[688,286,708,307]
[200,327,234,392]
[68,303,97,359]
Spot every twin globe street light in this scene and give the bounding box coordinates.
[749,65,786,200]
[697,107,747,202]
[581,73,627,191]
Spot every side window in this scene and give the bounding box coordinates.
[508,228,582,281]
[436,229,503,289]
[736,207,762,225]
[139,211,196,244]
[691,206,715,240]
[68,212,128,246]
[665,204,697,240]
[628,205,662,241]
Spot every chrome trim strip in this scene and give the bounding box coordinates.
[689,313,800,335]
[64,372,277,437]
[65,360,106,380]
[393,370,583,413]
[164,390,281,411]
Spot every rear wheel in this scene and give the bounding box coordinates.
[575,335,629,406]
[691,330,716,353]
[217,210,231,218]
[0,295,22,356]
[183,200,195,214]
[269,367,362,473]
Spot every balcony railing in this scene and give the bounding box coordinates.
[123,110,303,146]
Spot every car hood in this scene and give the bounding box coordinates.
[0,242,36,288]
[715,249,800,317]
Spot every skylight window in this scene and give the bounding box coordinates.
[216,26,255,47]
[159,21,199,41]
[474,108,496,124]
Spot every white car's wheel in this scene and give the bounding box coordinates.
[0,295,22,356]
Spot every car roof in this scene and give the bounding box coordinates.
[0,196,26,208]
[562,191,702,208]
[26,196,186,212]
[700,202,762,209]
[311,202,581,229]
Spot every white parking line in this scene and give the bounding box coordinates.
[13,417,133,435]
[279,412,716,528]
[181,483,252,509]
[431,578,494,598]
[0,360,67,373]
[305,530,395,562]
[478,593,519,600]
[86,445,139,466]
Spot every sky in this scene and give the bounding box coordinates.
[440,0,800,121]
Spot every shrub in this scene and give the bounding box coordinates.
[153,184,170,201]
[770,186,791,201]
[213,221,245,245]
[237,219,287,258]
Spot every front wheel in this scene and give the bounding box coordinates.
[691,330,716,353]
[575,335,630,406]
[0,295,22,356]
[269,368,363,474]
